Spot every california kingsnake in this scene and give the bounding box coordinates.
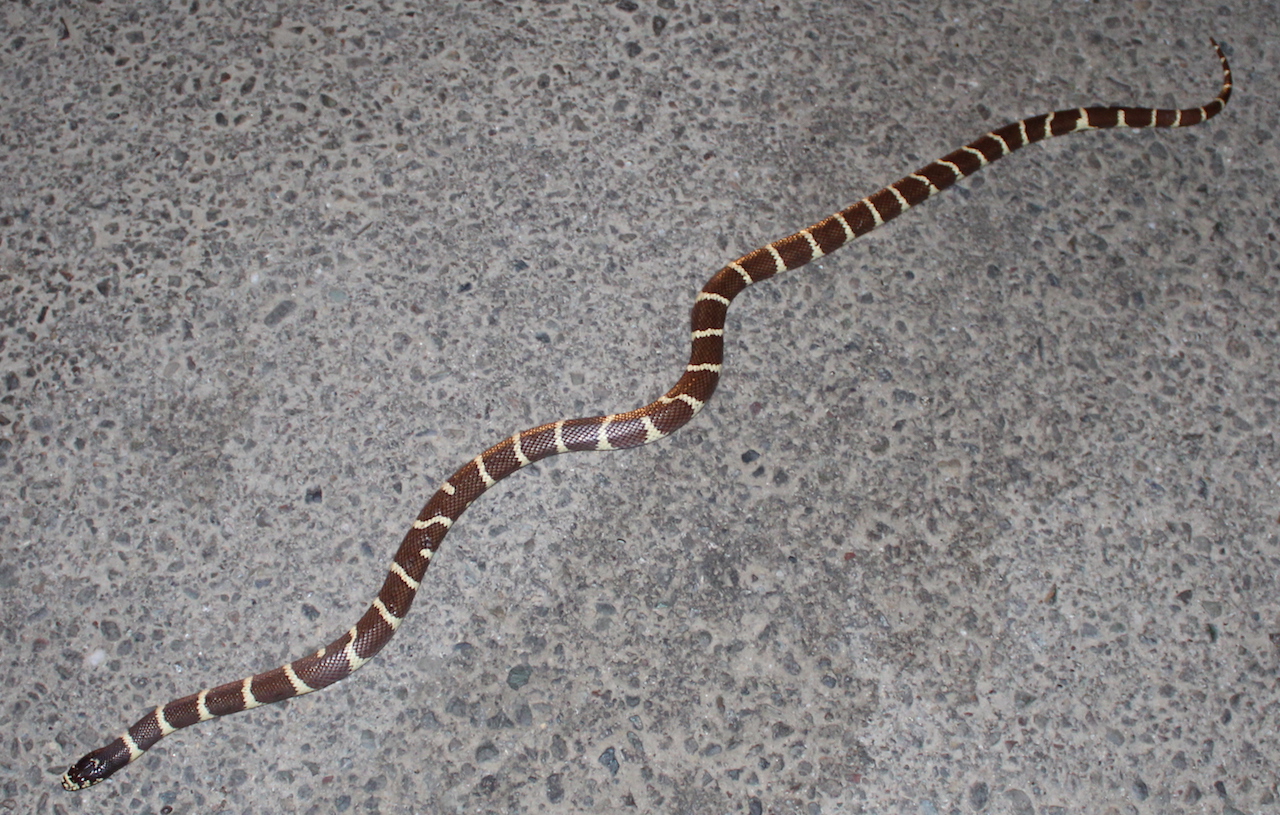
[62,42,1232,791]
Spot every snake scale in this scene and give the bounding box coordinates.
[63,42,1232,790]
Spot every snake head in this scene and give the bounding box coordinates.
[62,745,122,790]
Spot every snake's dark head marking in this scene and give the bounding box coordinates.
[62,746,121,790]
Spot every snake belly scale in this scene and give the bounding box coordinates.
[62,43,1232,790]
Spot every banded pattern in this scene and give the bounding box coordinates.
[63,43,1232,791]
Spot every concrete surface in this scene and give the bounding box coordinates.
[2,2,1278,814]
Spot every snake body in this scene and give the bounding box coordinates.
[63,43,1231,790]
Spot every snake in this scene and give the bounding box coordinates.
[62,42,1232,790]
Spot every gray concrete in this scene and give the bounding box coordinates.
[2,2,1277,813]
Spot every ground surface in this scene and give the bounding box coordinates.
[2,2,1278,814]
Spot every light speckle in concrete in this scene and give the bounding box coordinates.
[2,2,1277,813]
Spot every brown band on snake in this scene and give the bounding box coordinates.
[62,42,1232,791]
